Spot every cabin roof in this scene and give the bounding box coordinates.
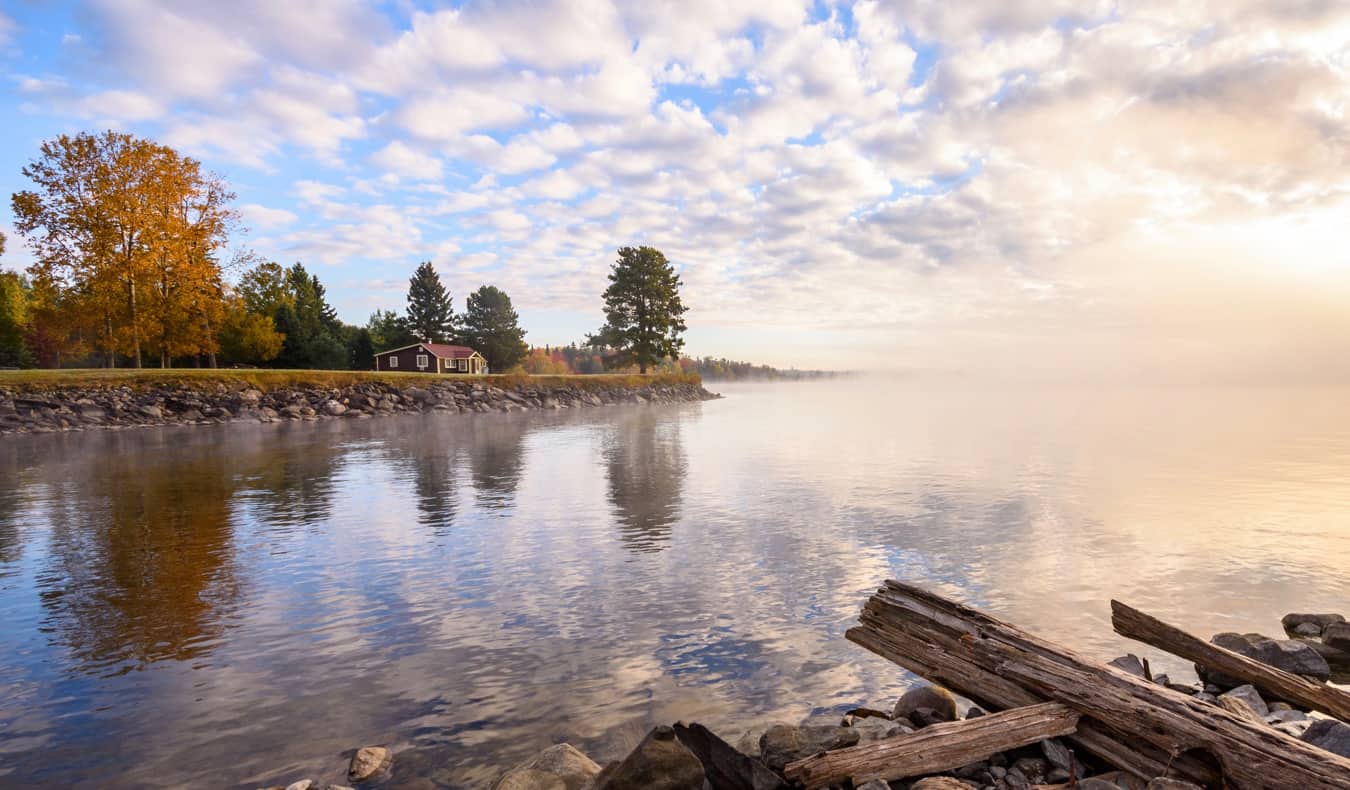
[375,342,480,359]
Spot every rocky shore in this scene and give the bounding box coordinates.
[258,608,1350,790]
[0,376,718,434]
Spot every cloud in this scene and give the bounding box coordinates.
[239,203,298,230]
[370,141,444,180]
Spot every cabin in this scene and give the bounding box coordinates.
[374,342,488,375]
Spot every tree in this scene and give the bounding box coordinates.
[403,261,454,343]
[365,309,417,351]
[460,284,527,372]
[587,246,689,373]
[0,271,34,368]
[237,260,292,317]
[217,294,283,366]
[347,328,376,370]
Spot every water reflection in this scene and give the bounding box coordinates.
[603,409,687,553]
[1,385,1349,789]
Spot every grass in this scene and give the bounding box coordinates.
[0,368,703,393]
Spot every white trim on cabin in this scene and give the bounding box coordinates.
[388,356,398,368]
[416,353,429,369]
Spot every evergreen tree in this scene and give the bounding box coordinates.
[587,246,689,373]
[460,284,527,372]
[365,309,417,350]
[348,328,376,370]
[404,262,455,343]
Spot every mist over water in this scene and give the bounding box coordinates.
[2,379,1348,787]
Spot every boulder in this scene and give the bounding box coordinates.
[323,400,347,416]
[1323,622,1350,652]
[758,724,859,773]
[1199,633,1330,685]
[593,726,704,790]
[138,404,163,419]
[1281,613,1345,636]
[1108,654,1148,678]
[239,388,263,404]
[1300,718,1350,759]
[848,716,909,743]
[498,744,599,790]
[1217,695,1264,723]
[1218,685,1268,717]
[670,722,786,790]
[892,685,958,724]
[492,769,565,790]
[348,746,391,781]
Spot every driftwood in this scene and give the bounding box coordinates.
[848,581,1350,790]
[1111,600,1350,722]
[783,702,1079,789]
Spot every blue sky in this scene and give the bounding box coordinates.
[2,1,1349,378]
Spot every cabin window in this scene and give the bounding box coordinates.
[459,358,467,372]
[388,356,397,368]
[416,353,429,369]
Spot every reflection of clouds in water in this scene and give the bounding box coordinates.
[3,384,1350,787]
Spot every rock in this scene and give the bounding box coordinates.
[1218,684,1268,716]
[1217,694,1264,722]
[854,781,889,790]
[1300,718,1350,758]
[493,769,565,790]
[1264,709,1308,725]
[964,706,985,719]
[1281,613,1345,636]
[594,725,704,790]
[1077,773,1148,790]
[1200,633,1330,685]
[239,388,263,404]
[758,723,859,772]
[670,722,786,790]
[138,404,163,418]
[849,716,909,743]
[1274,719,1313,738]
[323,400,347,416]
[911,779,969,790]
[1146,780,1205,790]
[906,708,951,729]
[349,746,391,781]
[500,744,599,790]
[892,685,958,724]
[1108,654,1148,678]
[733,730,762,758]
[284,782,313,790]
[1293,622,1324,637]
[1323,622,1350,652]
[1041,738,1073,772]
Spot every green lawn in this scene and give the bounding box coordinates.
[0,368,702,393]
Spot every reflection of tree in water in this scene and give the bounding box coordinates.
[604,409,687,553]
[466,418,527,510]
[241,432,342,529]
[40,451,241,673]
[403,428,460,535]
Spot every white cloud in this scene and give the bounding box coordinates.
[239,203,298,230]
[370,140,444,180]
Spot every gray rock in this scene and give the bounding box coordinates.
[1265,709,1308,724]
[1218,684,1268,716]
[854,781,889,790]
[594,726,704,790]
[138,404,163,418]
[239,388,263,404]
[1217,694,1264,722]
[493,769,565,790]
[1012,757,1047,783]
[732,729,762,758]
[323,400,347,416]
[348,746,391,781]
[1293,622,1324,637]
[892,685,958,724]
[758,723,859,772]
[500,744,599,790]
[1200,633,1330,685]
[1281,613,1345,635]
[849,716,909,743]
[671,722,786,790]
[1108,654,1148,678]
[1323,622,1350,652]
[1300,718,1350,758]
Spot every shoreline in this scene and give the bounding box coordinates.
[0,372,718,435]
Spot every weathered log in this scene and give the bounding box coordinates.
[1111,600,1350,722]
[783,702,1079,789]
[849,609,1221,785]
[849,581,1350,789]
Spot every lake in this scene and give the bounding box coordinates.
[2,379,1348,787]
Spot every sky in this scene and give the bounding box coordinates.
[0,1,1348,380]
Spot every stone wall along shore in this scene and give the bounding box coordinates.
[0,377,718,435]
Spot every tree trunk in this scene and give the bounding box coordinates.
[849,581,1350,789]
[1111,601,1350,721]
[785,703,1079,789]
[128,278,142,368]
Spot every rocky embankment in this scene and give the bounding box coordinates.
[266,608,1350,790]
[0,377,718,435]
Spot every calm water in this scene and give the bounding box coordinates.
[2,380,1349,787]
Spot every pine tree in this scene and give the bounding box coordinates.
[460,284,527,372]
[348,328,376,370]
[587,246,688,373]
[404,262,455,343]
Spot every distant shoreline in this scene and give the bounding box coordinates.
[0,370,717,435]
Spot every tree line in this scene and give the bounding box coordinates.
[1,132,695,374]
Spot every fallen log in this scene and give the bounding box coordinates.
[783,702,1079,789]
[1111,600,1350,722]
[849,581,1350,789]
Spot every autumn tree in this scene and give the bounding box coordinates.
[10,131,238,367]
[404,261,455,343]
[217,293,283,366]
[460,284,527,371]
[0,272,33,368]
[588,246,688,373]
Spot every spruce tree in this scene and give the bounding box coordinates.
[460,284,527,372]
[587,246,688,373]
[404,261,455,343]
